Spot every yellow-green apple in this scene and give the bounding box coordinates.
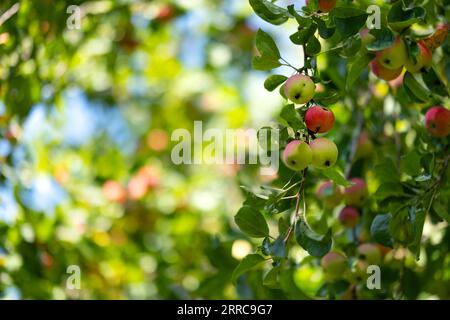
[321,252,347,280]
[357,243,382,265]
[338,206,360,228]
[309,138,338,169]
[405,41,432,73]
[316,180,342,207]
[424,106,450,138]
[305,105,335,133]
[343,178,368,206]
[376,36,407,69]
[282,140,312,171]
[370,59,403,81]
[284,74,315,105]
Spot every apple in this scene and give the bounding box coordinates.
[343,178,368,206]
[370,59,403,81]
[424,106,450,138]
[321,252,347,279]
[103,180,127,204]
[309,138,338,169]
[284,74,315,105]
[282,140,312,171]
[405,41,432,73]
[316,180,342,207]
[357,243,382,265]
[376,36,407,70]
[318,0,337,12]
[338,206,360,228]
[305,105,335,134]
[354,131,374,159]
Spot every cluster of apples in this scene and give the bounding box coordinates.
[424,106,450,138]
[102,165,160,204]
[282,74,339,171]
[369,36,432,81]
[321,243,384,289]
[316,177,369,229]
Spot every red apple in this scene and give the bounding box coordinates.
[343,178,368,206]
[370,59,403,81]
[424,106,450,138]
[305,105,335,134]
[338,206,360,228]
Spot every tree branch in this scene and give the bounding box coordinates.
[0,3,20,27]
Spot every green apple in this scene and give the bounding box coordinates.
[376,37,407,70]
[282,140,312,171]
[405,41,433,73]
[309,138,338,169]
[357,243,382,265]
[284,74,315,105]
[321,252,347,280]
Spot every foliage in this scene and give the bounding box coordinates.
[0,0,449,300]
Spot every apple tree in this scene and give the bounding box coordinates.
[231,0,450,299]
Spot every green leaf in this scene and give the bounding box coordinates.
[408,207,426,259]
[422,66,448,97]
[433,200,450,223]
[252,29,282,71]
[267,236,287,258]
[295,219,332,257]
[374,158,399,183]
[313,16,335,39]
[340,36,361,58]
[287,4,310,27]
[278,217,290,235]
[231,254,266,283]
[401,150,422,177]
[280,104,304,131]
[264,75,288,92]
[346,52,372,90]
[263,266,281,288]
[313,89,341,105]
[321,167,351,187]
[235,206,269,238]
[249,0,290,25]
[306,36,321,56]
[374,183,407,201]
[366,28,395,51]
[290,23,317,45]
[388,1,425,32]
[370,214,394,248]
[403,72,432,103]
[331,7,368,38]
[390,208,416,246]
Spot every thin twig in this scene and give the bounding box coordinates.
[283,168,308,243]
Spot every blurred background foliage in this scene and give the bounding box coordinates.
[0,0,285,299]
[0,0,449,299]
